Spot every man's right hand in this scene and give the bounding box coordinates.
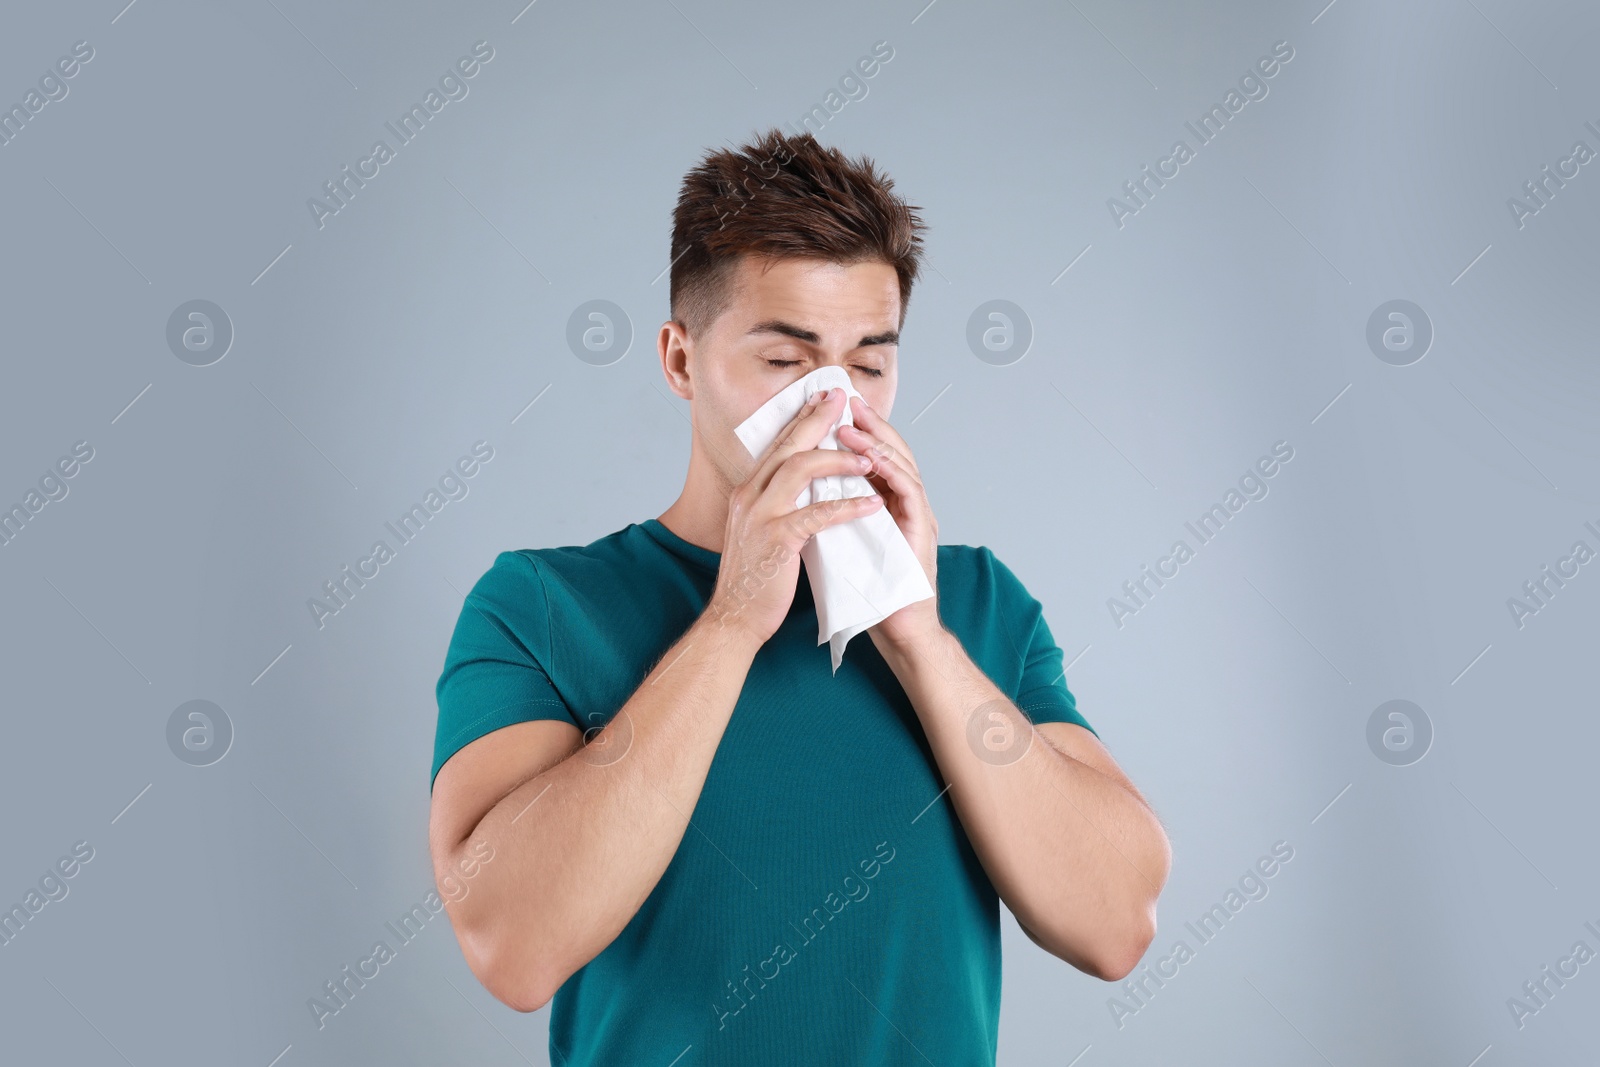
[707,386,883,646]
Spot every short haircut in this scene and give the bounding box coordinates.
[669,128,927,341]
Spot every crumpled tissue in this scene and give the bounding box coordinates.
[732,364,935,673]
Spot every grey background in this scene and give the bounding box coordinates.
[2,0,1596,1064]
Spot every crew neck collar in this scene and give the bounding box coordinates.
[639,517,721,573]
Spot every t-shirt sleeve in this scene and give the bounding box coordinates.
[983,547,1099,739]
[431,550,579,790]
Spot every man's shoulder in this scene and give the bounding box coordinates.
[935,542,1000,608]
[936,542,990,565]
[480,521,643,572]
[472,523,653,592]
[936,541,1044,613]
[935,541,1005,586]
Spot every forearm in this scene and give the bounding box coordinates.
[449,610,762,1008]
[879,627,1168,979]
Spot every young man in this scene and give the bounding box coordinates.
[428,128,1170,1065]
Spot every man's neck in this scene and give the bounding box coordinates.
[657,455,733,555]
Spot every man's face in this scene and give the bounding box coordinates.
[661,254,901,488]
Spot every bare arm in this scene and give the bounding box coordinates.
[876,629,1170,982]
[831,392,1169,982]
[427,385,881,1011]
[429,610,763,1011]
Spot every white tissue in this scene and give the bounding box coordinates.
[732,365,935,673]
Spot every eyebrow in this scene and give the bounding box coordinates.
[745,319,899,348]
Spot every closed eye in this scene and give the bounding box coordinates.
[764,359,882,378]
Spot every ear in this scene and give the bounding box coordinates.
[658,320,693,400]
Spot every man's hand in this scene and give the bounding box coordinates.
[837,393,943,652]
[712,387,887,647]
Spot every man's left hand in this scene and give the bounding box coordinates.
[837,393,943,652]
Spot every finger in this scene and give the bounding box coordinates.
[763,445,873,513]
[843,397,918,477]
[789,489,884,540]
[837,423,918,485]
[854,438,923,508]
[745,388,849,498]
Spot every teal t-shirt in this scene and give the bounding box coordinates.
[432,518,1096,1066]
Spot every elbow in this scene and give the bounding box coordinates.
[458,923,559,1014]
[1060,826,1171,982]
[1094,829,1172,981]
[1089,905,1159,983]
[490,972,554,1016]
[1026,904,1157,983]
[1090,931,1154,983]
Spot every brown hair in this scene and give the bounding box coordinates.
[669,127,926,341]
